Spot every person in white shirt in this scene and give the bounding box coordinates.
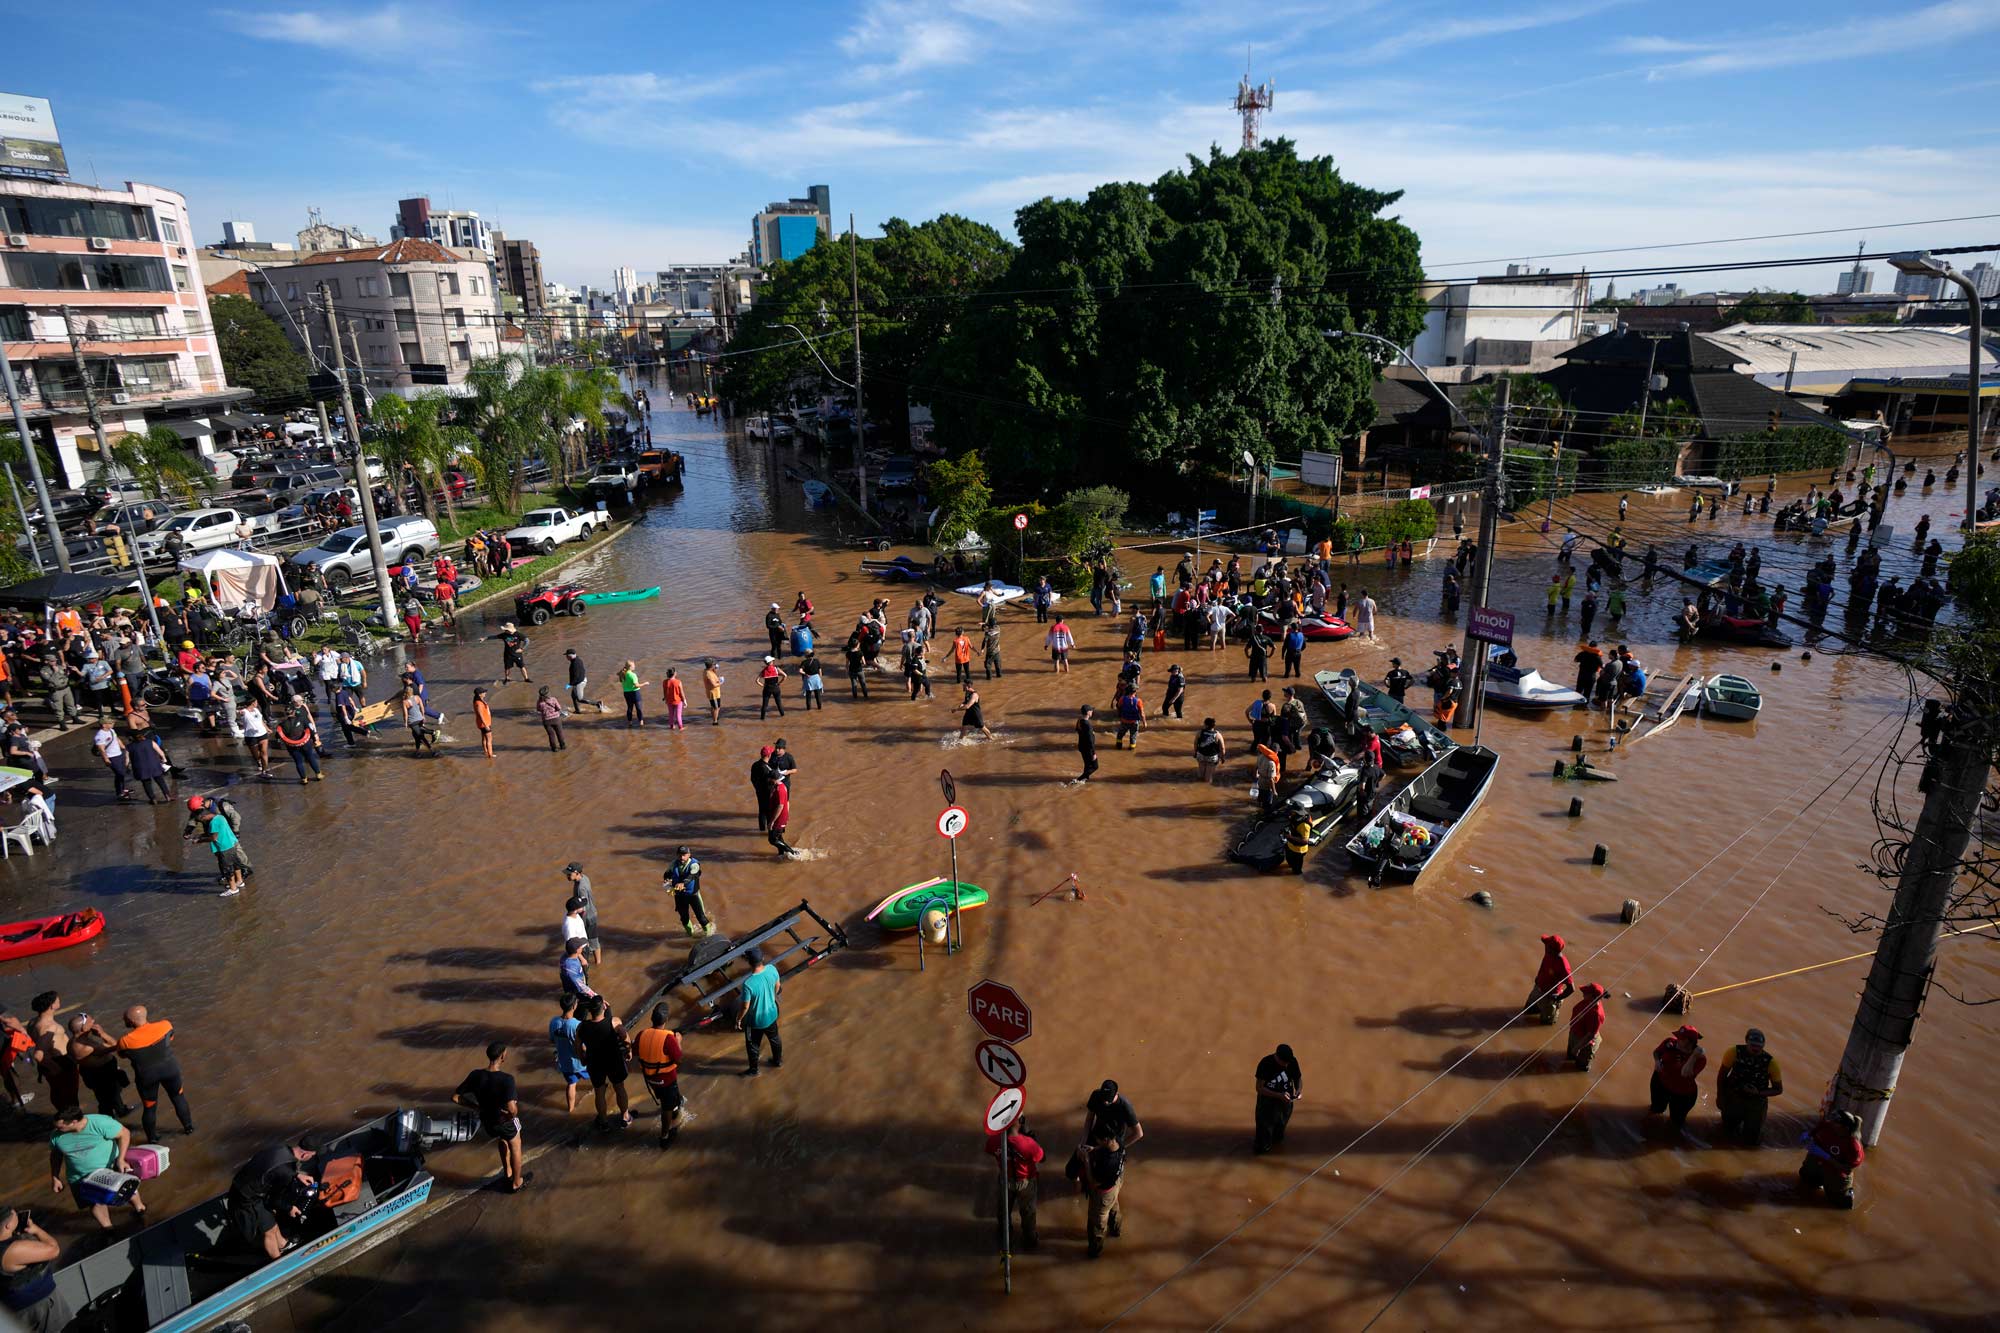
[1205,600,1234,651]
[313,648,342,704]
[91,725,133,801]
[238,702,272,777]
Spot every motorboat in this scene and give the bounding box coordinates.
[1700,673,1763,720]
[1346,745,1499,884]
[1231,761,1364,872]
[1680,610,1793,649]
[1482,646,1585,709]
[1313,669,1456,767]
[49,1109,474,1333]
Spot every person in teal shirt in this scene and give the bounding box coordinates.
[48,1108,143,1229]
[1148,567,1166,609]
[737,958,782,1077]
[205,809,246,897]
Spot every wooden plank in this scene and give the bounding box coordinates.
[1627,673,1696,747]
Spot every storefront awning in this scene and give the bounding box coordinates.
[162,420,211,440]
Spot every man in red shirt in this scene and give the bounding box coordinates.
[1647,1024,1707,1132]
[1525,934,1575,1025]
[1799,1109,1863,1209]
[985,1119,1043,1250]
[1566,982,1607,1070]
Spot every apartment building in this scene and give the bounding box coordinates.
[247,238,502,397]
[0,177,249,485]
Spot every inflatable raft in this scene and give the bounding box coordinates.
[0,910,105,963]
[867,877,989,930]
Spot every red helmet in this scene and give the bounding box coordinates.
[186,796,206,811]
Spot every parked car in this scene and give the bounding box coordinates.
[636,449,684,485]
[88,499,173,536]
[502,507,597,554]
[15,530,108,565]
[289,515,441,588]
[279,484,360,523]
[135,507,274,561]
[586,461,640,495]
[85,480,148,508]
[513,457,552,487]
[362,455,387,484]
[25,490,96,523]
[877,457,919,491]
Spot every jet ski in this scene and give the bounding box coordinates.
[1482,645,1586,709]
[1230,761,1363,872]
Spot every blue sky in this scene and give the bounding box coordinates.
[12,1,2000,293]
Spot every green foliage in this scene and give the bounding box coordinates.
[1730,289,1816,324]
[929,140,1427,498]
[1938,532,2000,687]
[1058,485,1129,530]
[1465,373,1569,447]
[1592,436,1678,488]
[1404,446,1483,488]
[0,429,60,492]
[924,451,993,543]
[372,394,477,524]
[719,214,1015,445]
[101,424,214,504]
[448,356,620,510]
[211,294,309,407]
[1605,395,1697,442]
[1502,450,1578,507]
[1713,424,1848,479]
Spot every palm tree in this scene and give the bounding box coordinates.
[99,424,213,504]
[461,354,545,511]
[372,394,477,530]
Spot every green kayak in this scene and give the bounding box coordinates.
[873,881,988,931]
[575,586,661,606]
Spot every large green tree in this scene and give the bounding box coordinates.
[719,214,1014,445]
[210,294,310,406]
[99,423,213,504]
[927,140,1427,497]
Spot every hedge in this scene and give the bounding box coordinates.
[1591,437,1677,488]
[1301,498,1438,551]
[1713,425,1849,480]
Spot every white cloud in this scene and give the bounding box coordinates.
[840,2,980,79]
[217,5,434,54]
[531,72,751,106]
[1352,0,1632,61]
[1639,0,2000,77]
[1609,35,1719,54]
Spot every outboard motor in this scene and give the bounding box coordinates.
[393,1109,478,1155]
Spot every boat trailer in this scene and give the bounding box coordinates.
[631,899,849,1030]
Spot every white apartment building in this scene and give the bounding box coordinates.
[1,177,250,484]
[247,238,502,397]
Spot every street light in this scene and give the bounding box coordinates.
[1888,252,1986,529]
[1322,328,1476,432]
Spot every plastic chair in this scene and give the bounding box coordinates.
[1,808,48,858]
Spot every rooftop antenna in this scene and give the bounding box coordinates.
[1234,49,1274,152]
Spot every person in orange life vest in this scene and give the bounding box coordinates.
[1799,1109,1863,1209]
[1566,983,1607,1070]
[633,1003,687,1149]
[1524,933,1575,1024]
[1647,1024,1707,1133]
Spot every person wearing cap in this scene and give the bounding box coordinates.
[1524,934,1576,1025]
[564,649,606,714]
[561,863,600,961]
[756,655,787,719]
[488,623,531,684]
[1799,1109,1864,1208]
[1566,983,1607,1069]
[665,847,710,935]
[1716,1028,1784,1145]
[1382,657,1414,704]
[1647,1025,1707,1133]
[764,603,787,658]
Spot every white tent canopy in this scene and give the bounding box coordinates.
[179,547,289,614]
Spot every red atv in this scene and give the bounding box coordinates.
[515,582,589,626]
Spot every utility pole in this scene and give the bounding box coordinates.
[1456,375,1508,738]
[1830,697,1991,1145]
[0,343,46,570]
[849,213,869,514]
[1636,334,1663,438]
[322,285,399,630]
[60,307,158,632]
[4,335,72,572]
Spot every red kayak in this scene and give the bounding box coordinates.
[0,911,105,963]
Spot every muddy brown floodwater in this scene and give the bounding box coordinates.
[4,380,1995,1331]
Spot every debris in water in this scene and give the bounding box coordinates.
[1470,865,1486,874]
[1468,890,1494,909]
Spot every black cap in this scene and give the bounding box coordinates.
[562,861,582,874]
[676,845,691,855]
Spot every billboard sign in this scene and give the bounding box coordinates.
[0,94,66,176]
[1467,605,1514,646]
[1299,448,1341,488]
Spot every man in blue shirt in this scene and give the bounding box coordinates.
[1281,623,1306,679]
[737,958,782,1077]
[559,937,595,1000]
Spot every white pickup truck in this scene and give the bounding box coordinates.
[135,506,279,561]
[502,506,598,554]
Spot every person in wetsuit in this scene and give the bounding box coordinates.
[229,1139,315,1258]
[116,1005,194,1142]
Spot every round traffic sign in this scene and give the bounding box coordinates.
[974,1039,1027,1090]
[939,768,957,806]
[937,805,969,839]
[985,1085,1025,1133]
[1013,513,1028,531]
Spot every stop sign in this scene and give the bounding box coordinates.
[968,979,1031,1044]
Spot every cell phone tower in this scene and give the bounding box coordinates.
[1235,55,1274,151]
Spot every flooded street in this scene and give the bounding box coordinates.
[6,381,1996,1330]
